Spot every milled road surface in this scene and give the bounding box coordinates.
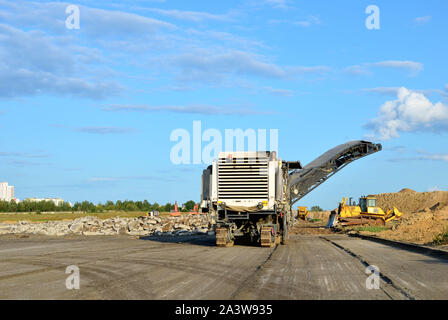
[1,233,447,299]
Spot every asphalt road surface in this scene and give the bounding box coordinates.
[1,233,447,299]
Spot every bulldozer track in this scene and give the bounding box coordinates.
[216,227,234,247]
[215,227,227,247]
[216,226,280,248]
[339,217,385,227]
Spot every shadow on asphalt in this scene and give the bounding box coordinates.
[419,259,448,265]
[139,234,216,247]
[139,234,262,248]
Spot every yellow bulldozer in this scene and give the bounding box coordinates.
[326,196,402,228]
[297,206,310,221]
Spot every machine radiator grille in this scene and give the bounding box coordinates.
[217,153,269,200]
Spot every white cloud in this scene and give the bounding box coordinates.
[286,65,329,74]
[89,177,121,182]
[420,153,448,162]
[365,87,448,140]
[146,8,233,22]
[163,49,329,83]
[76,127,135,134]
[361,87,400,96]
[262,86,294,97]
[342,65,370,76]
[264,0,289,9]
[359,87,447,97]
[0,151,49,158]
[88,175,178,183]
[372,60,424,74]
[384,145,407,153]
[269,16,321,27]
[184,29,265,50]
[344,60,424,77]
[103,104,271,115]
[415,16,431,25]
[0,1,175,35]
[0,1,329,97]
[387,150,448,164]
[293,16,321,27]
[0,24,123,99]
[82,7,176,36]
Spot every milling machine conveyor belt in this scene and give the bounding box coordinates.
[289,140,382,205]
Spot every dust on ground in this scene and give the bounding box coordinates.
[358,188,448,245]
[290,211,336,235]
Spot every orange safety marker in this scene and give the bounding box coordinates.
[170,201,182,217]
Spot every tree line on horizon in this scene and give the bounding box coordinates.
[0,199,197,213]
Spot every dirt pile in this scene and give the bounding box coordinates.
[290,217,334,235]
[307,211,331,221]
[359,189,448,244]
[375,205,448,244]
[374,189,448,214]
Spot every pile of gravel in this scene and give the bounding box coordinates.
[0,215,215,237]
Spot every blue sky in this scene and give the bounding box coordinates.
[0,0,447,209]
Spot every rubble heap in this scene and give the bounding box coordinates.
[0,215,215,237]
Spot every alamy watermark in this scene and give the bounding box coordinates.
[66,4,80,30]
[365,5,380,30]
[66,265,80,290]
[365,265,380,290]
[170,121,279,165]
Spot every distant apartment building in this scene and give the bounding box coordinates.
[27,198,64,206]
[0,182,15,202]
[26,198,72,207]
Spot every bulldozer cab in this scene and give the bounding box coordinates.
[359,196,377,212]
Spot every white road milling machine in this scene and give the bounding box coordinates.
[200,141,382,247]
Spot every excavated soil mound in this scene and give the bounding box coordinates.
[290,215,334,235]
[374,190,448,214]
[374,205,448,244]
[357,189,448,244]
[307,211,331,221]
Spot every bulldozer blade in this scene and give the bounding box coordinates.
[393,207,402,218]
[326,211,338,228]
[384,207,403,222]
